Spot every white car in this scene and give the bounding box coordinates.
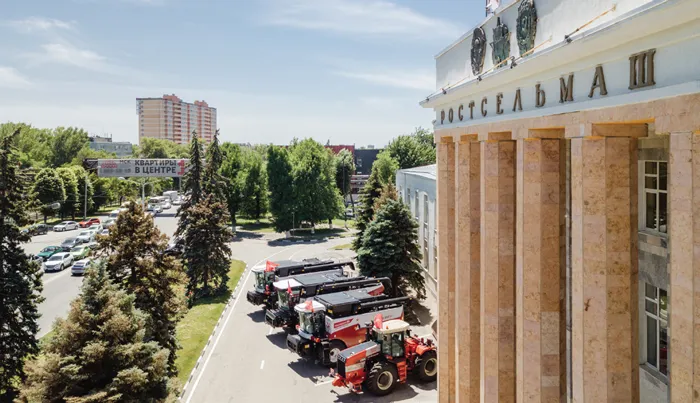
[146,204,162,214]
[161,201,172,210]
[76,230,95,244]
[71,258,93,276]
[88,223,103,232]
[43,252,73,272]
[100,229,110,236]
[53,221,78,232]
[102,218,116,228]
[172,197,183,206]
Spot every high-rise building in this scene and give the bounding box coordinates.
[136,94,217,145]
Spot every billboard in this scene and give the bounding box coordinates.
[97,159,188,177]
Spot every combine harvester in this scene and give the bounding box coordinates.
[265,275,391,331]
[286,289,410,365]
[246,258,354,309]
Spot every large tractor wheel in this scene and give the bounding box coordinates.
[364,362,398,396]
[416,350,438,382]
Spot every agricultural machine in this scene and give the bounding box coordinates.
[286,289,410,365]
[331,316,437,396]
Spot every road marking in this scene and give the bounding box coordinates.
[260,360,265,370]
[184,246,295,403]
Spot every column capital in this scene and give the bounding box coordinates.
[565,123,647,138]
[439,135,456,144]
[459,134,478,143]
[514,128,565,140]
[655,113,700,135]
[478,131,513,142]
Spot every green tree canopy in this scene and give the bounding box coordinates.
[267,146,294,231]
[372,151,400,185]
[139,137,189,159]
[31,168,66,222]
[19,264,174,402]
[240,149,268,220]
[334,148,355,197]
[0,123,52,168]
[0,129,44,400]
[357,199,425,299]
[352,169,383,250]
[203,130,227,203]
[176,131,204,237]
[50,127,89,167]
[220,142,243,234]
[183,194,232,302]
[385,128,436,170]
[97,203,187,374]
[290,139,343,226]
[57,167,79,219]
[70,166,94,217]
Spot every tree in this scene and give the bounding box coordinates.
[267,146,294,232]
[183,194,232,303]
[31,168,65,222]
[240,150,268,220]
[372,151,400,185]
[357,200,425,299]
[220,142,243,234]
[97,202,187,374]
[203,130,227,203]
[385,128,436,170]
[0,129,44,400]
[70,166,94,217]
[412,127,436,151]
[373,183,399,213]
[50,127,89,167]
[176,131,204,238]
[0,123,52,168]
[352,169,383,250]
[19,264,175,402]
[57,167,79,219]
[335,149,355,214]
[290,139,343,227]
[139,137,188,159]
[69,146,116,167]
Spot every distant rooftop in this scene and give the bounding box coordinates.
[397,164,436,180]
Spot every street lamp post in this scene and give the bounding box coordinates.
[118,177,150,210]
[83,171,88,220]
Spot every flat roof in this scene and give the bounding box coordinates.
[316,288,380,306]
[397,164,436,180]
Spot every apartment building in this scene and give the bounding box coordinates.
[136,94,217,145]
[423,0,700,401]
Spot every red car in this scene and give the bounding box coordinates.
[78,218,101,228]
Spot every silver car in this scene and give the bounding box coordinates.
[43,252,73,272]
[76,231,95,244]
[71,258,93,276]
[53,221,78,232]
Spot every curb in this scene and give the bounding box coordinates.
[179,264,248,400]
[279,238,327,244]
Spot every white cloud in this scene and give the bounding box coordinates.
[22,43,140,76]
[0,67,32,88]
[6,17,75,33]
[335,69,434,91]
[264,0,461,39]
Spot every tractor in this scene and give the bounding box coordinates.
[331,316,437,396]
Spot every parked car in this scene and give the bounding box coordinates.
[61,237,81,249]
[146,205,161,214]
[53,221,79,232]
[88,223,103,232]
[71,258,94,276]
[100,229,110,236]
[172,197,183,206]
[24,223,50,236]
[163,235,184,257]
[102,218,116,228]
[37,246,67,261]
[70,245,91,260]
[161,200,172,210]
[76,231,95,244]
[43,252,73,272]
[78,218,100,228]
[85,241,99,251]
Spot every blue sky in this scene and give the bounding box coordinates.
[0,0,484,147]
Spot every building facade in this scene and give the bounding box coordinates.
[422,0,700,402]
[136,94,217,145]
[396,165,438,301]
[88,135,132,157]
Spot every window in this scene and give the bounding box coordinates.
[433,229,438,279]
[644,283,668,375]
[423,195,429,269]
[407,188,411,212]
[414,191,419,219]
[644,161,667,233]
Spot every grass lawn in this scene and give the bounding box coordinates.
[175,259,246,385]
[331,218,356,229]
[330,243,353,250]
[235,216,276,233]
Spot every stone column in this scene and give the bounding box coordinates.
[515,132,566,403]
[480,134,516,403]
[569,124,643,403]
[455,136,480,403]
[437,137,456,403]
[668,131,700,403]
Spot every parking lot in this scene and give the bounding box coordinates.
[24,213,179,337]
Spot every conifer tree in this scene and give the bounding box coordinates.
[176,130,204,238]
[97,202,187,375]
[267,146,294,232]
[352,170,383,250]
[373,183,398,213]
[357,199,425,299]
[19,264,174,402]
[0,129,43,400]
[220,143,243,234]
[203,130,227,203]
[183,193,232,303]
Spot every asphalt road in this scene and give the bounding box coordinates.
[23,212,180,337]
[181,236,437,403]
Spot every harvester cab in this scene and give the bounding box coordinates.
[265,273,386,329]
[287,289,409,366]
[331,317,437,396]
[246,258,352,309]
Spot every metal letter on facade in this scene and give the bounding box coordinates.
[471,27,487,76]
[491,17,510,67]
[629,48,656,90]
[516,0,538,56]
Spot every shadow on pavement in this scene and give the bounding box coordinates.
[247,310,266,323]
[287,358,332,384]
[265,332,289,349]
[329,383,422,403]
[404,300,434,327]
[266,238,330,247]
[231,231,264,242]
